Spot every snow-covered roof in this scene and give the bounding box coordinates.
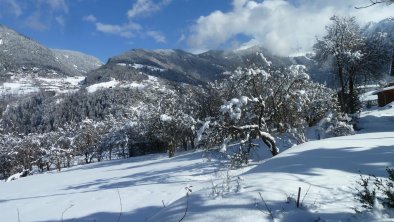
[372,85,394,95]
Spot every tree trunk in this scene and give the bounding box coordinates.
[168,140,175,158]
[337,65,346,112]
[190,136,195,150]
[258,131,278,156]
[85,153,89,164]
[348,74,356,114]
[183,138,188,151]
[391,48,394,77]
[128,143,133,158]
[56,159,61,171]
[122,146,126,158]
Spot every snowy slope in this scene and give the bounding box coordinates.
[52,49,102,74]
[0,106,393,222]
[0,151,226,222]
[150,106,394,222]
[0,76,86,95]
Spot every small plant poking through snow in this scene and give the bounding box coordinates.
[179,186,193,222]
[354,168,394,219]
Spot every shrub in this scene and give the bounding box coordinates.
[355,168,394,210]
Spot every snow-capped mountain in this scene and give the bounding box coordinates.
[86,49,230,86]
[364,18,394,40]
[85,46,328,87]
[51,49,102,75]
[0,24,102,95]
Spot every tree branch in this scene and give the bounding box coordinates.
[355,0,385,9]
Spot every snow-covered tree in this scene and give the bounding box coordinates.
[73,119,106,164]
[197,53,342,163]
[314,16,369,113]
[315,16,392,113]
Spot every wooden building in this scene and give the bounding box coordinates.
[374,83,394,107]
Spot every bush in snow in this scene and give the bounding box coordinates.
[355,168,394,212]
[317,112,355,139]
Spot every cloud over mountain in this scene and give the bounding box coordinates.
[188,0,394,55]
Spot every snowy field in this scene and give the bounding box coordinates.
[0,104,393,222]
[0,76,85,95]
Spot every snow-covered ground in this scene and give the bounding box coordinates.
[86,79,119,93]
[0,105,393,222]
[87,76,167,93]
[0,76,85,95]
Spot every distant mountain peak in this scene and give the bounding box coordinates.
[0,24,102,80]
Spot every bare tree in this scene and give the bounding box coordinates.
[355,0,394,9]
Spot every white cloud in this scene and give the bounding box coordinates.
[0,0,22,17]
[55,16,66,28]
[41,0,68,14]
[87,0,171,40]
[95,22,141,38]
[83,14,97,22]
[127,0,171,19]
[19,0,70,31]
[147,30,166,43]
[83,14,141,38]
[178,33,186,43]
[188,0,394,55]
[25,13,47,31]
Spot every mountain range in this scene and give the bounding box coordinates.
[2,19,394,97]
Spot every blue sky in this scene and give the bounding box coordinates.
[0,0,392,62]
[0,0,233,61]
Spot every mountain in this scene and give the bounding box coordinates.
[0,24,102,95]
[85,46,328,87]
[51,49,102,75]
[0,24,102,80]
[86,49,229,86]
[364,18,394,40]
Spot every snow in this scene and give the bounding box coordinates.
[132,63,166,72]
[259,52,272,67]
[196,121,210,144]
[360,90,378,102]
[0,39,3,45]
[151,107,394,221]
[0,76,85,95]
[357,102,394,133]
[0,151,221,222]
[6,172,24,182]
[0,106,393,221]
[373,85,394,94]
[220,96,249,120]
[233,39,260,52]
[0,82,39,95]
[120,75,161,90]
[160,114,173,122]
[122,82,146,89]
[86,79,119,93]
[154,49,175,54]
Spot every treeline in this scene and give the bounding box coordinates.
[0,82,216,179]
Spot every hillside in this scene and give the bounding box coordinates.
[84,46,329,87]
[0,104,393,222]
[0,24,102,96]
